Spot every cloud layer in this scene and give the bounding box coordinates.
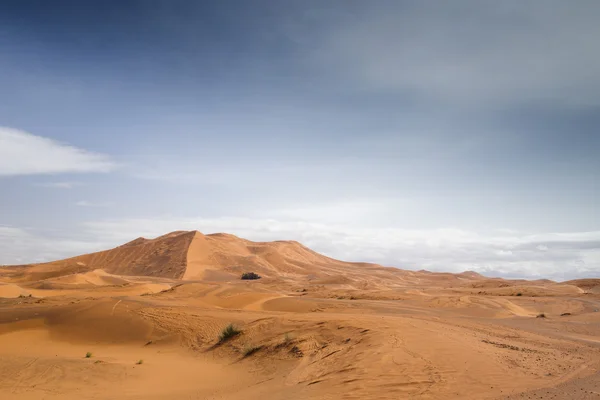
[0,127,115,176]
[308,1,600,107]
[75,200,114,208]
[34,181,81,189]
[0,226,109,265]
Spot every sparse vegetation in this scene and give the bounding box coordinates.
[481,339,534,352]
[136,359,144,365]
[219,323,241,342]
[243,344,262,357]
[85,352,93,358]
[536,313,546,318]
[159,284,181,293]
[290,345,303,357]
[241,272,261,280]
[516,292,522,296]
[275,333,294,350]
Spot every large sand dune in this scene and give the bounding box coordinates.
[0,231,599,399]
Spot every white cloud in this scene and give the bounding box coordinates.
[34,181,81,189]
[0,226,29,240]
[0,226,109,265]
[269,200,395,223]
[75,200,113,207]
[0,127,116,176]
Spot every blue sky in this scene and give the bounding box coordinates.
[1,0,599,279]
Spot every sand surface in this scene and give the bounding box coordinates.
[1,231,599,399]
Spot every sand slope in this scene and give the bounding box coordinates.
[1,231,195,282]
[184,231,399,280]
[564,279,600,293]
[0,283,30,298]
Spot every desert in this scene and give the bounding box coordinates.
[0,230,598,399]
[3,1,600,399]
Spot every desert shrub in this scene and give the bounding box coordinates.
[219,323,241,342]
[290,345,303,357]
[136,359,144,365]
[243,345,262,357]
[241,272,261,280]
[516,293,522,296]
[85,352,92,358]
[536,313,546,318]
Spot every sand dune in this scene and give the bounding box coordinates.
[1,231,195,282]
[0,231,599,399]
[564,279,600,293]
[0,283,30,298]
[1,230,472,288]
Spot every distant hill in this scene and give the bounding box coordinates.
[563,279,600,293]
[0,230,491,287]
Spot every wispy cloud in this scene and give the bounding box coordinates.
[0,127,116,176]
[34,181,81,189]
[75,200,113,207]
[0,225,108,265]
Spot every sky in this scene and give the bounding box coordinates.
[0,0,599,280]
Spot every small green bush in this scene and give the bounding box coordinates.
[219,323,241,342]
[241,272,261,280]
[136,359,144,365]
[85,352,92,358]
